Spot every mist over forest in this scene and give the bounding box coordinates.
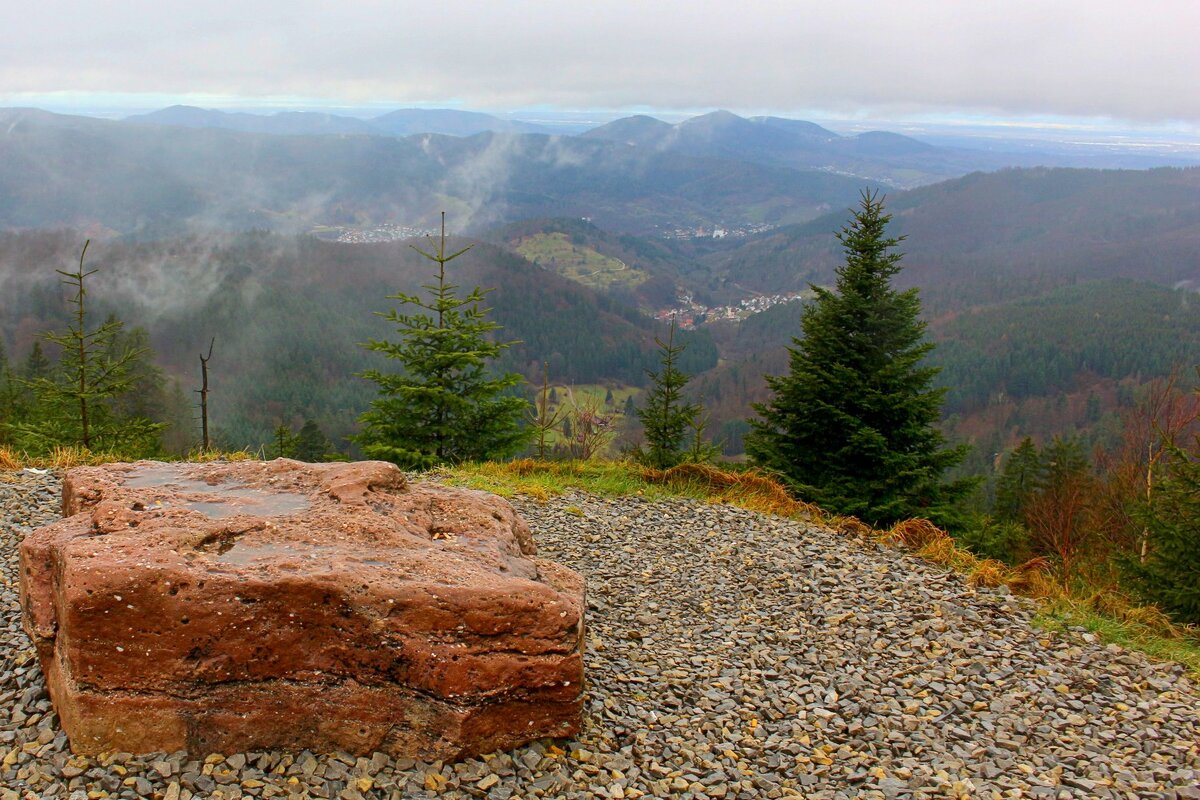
[1,105,1198,473]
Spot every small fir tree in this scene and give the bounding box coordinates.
[356,214,529,468]
[20,243,163,454]
[271,422,300,459]
[294,419,337,462]
[994,437,1042,522]
[636,317,700,469]
[22,342,52,382]
[746,191,971,527]
[683,408,722,464]
[526,362,566,460]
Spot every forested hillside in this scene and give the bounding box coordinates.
[0,231,716,450]
[710,167,1200,312]
[0,109,865,236]
[584,110,1198,187]
[1,115,1197,468]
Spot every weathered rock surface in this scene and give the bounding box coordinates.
[18,459,585,759]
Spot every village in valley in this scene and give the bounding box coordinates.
[658,222,776,240]
[311,223,437,244]
[654,290,809,328]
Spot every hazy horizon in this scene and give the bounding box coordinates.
[7,98,1198,158]
[4,1,1197,139]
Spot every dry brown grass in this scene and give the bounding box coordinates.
[875,518,1065,600]
[504,458,543,477]
[967,560,1009,589]
[0,447,259,471]
[0,446,107,470]
[1007,557,1059,600]
[1074,588,1194,641]
[886,518,945,549]
[187,449,257,463]
[0,447,20,470]
[827,515,874,538]
[640,463,825,519]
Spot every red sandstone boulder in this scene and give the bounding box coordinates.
[19,459,585,759]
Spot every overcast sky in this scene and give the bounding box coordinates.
[3,0,1198,127]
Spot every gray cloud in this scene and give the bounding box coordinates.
[2,0,1197,123]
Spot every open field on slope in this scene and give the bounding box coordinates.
[513,233,650,290]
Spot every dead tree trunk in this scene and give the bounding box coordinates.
[197,338,214,451]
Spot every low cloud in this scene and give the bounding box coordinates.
[1,1,1197,124]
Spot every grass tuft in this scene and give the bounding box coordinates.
[1037,599,1200,674]
[828,515,874,538]
[639,463,824,519]
[0,447,20,470]
[886,518,945,550]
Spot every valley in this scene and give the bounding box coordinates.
[0,105,1197,480]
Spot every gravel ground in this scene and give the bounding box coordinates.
[2,469,1198,800]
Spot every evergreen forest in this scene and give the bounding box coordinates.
[1,124,1198,626]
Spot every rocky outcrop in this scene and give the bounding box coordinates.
[19,459,585,759]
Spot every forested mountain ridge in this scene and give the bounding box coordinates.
[707,166,1200,312]
[580,110,1197,188]
[8,106,1198,243]
[0,108,866,236]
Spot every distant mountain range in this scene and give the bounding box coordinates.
[115,105,1200,189]
[124,105,556,137]
[579,110,1191,187]
[0,107,868,235]
[3,105,1194,244]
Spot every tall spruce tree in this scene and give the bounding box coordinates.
[356,214,529,469]
[636,317,700,469]
[746,191,970,527]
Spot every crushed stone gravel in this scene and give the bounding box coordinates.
[1,469,1198,799]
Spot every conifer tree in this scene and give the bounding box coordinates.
[994,437,1042,522]
[0,340,16,444]
[1125,438,1200,624]
[636,317,700,469]
[356,214,529,468]
[19,243,164,454]
[294,419,337,462]
[23,342,51,382]
[746,191,970,527]
[271,422,300,459]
